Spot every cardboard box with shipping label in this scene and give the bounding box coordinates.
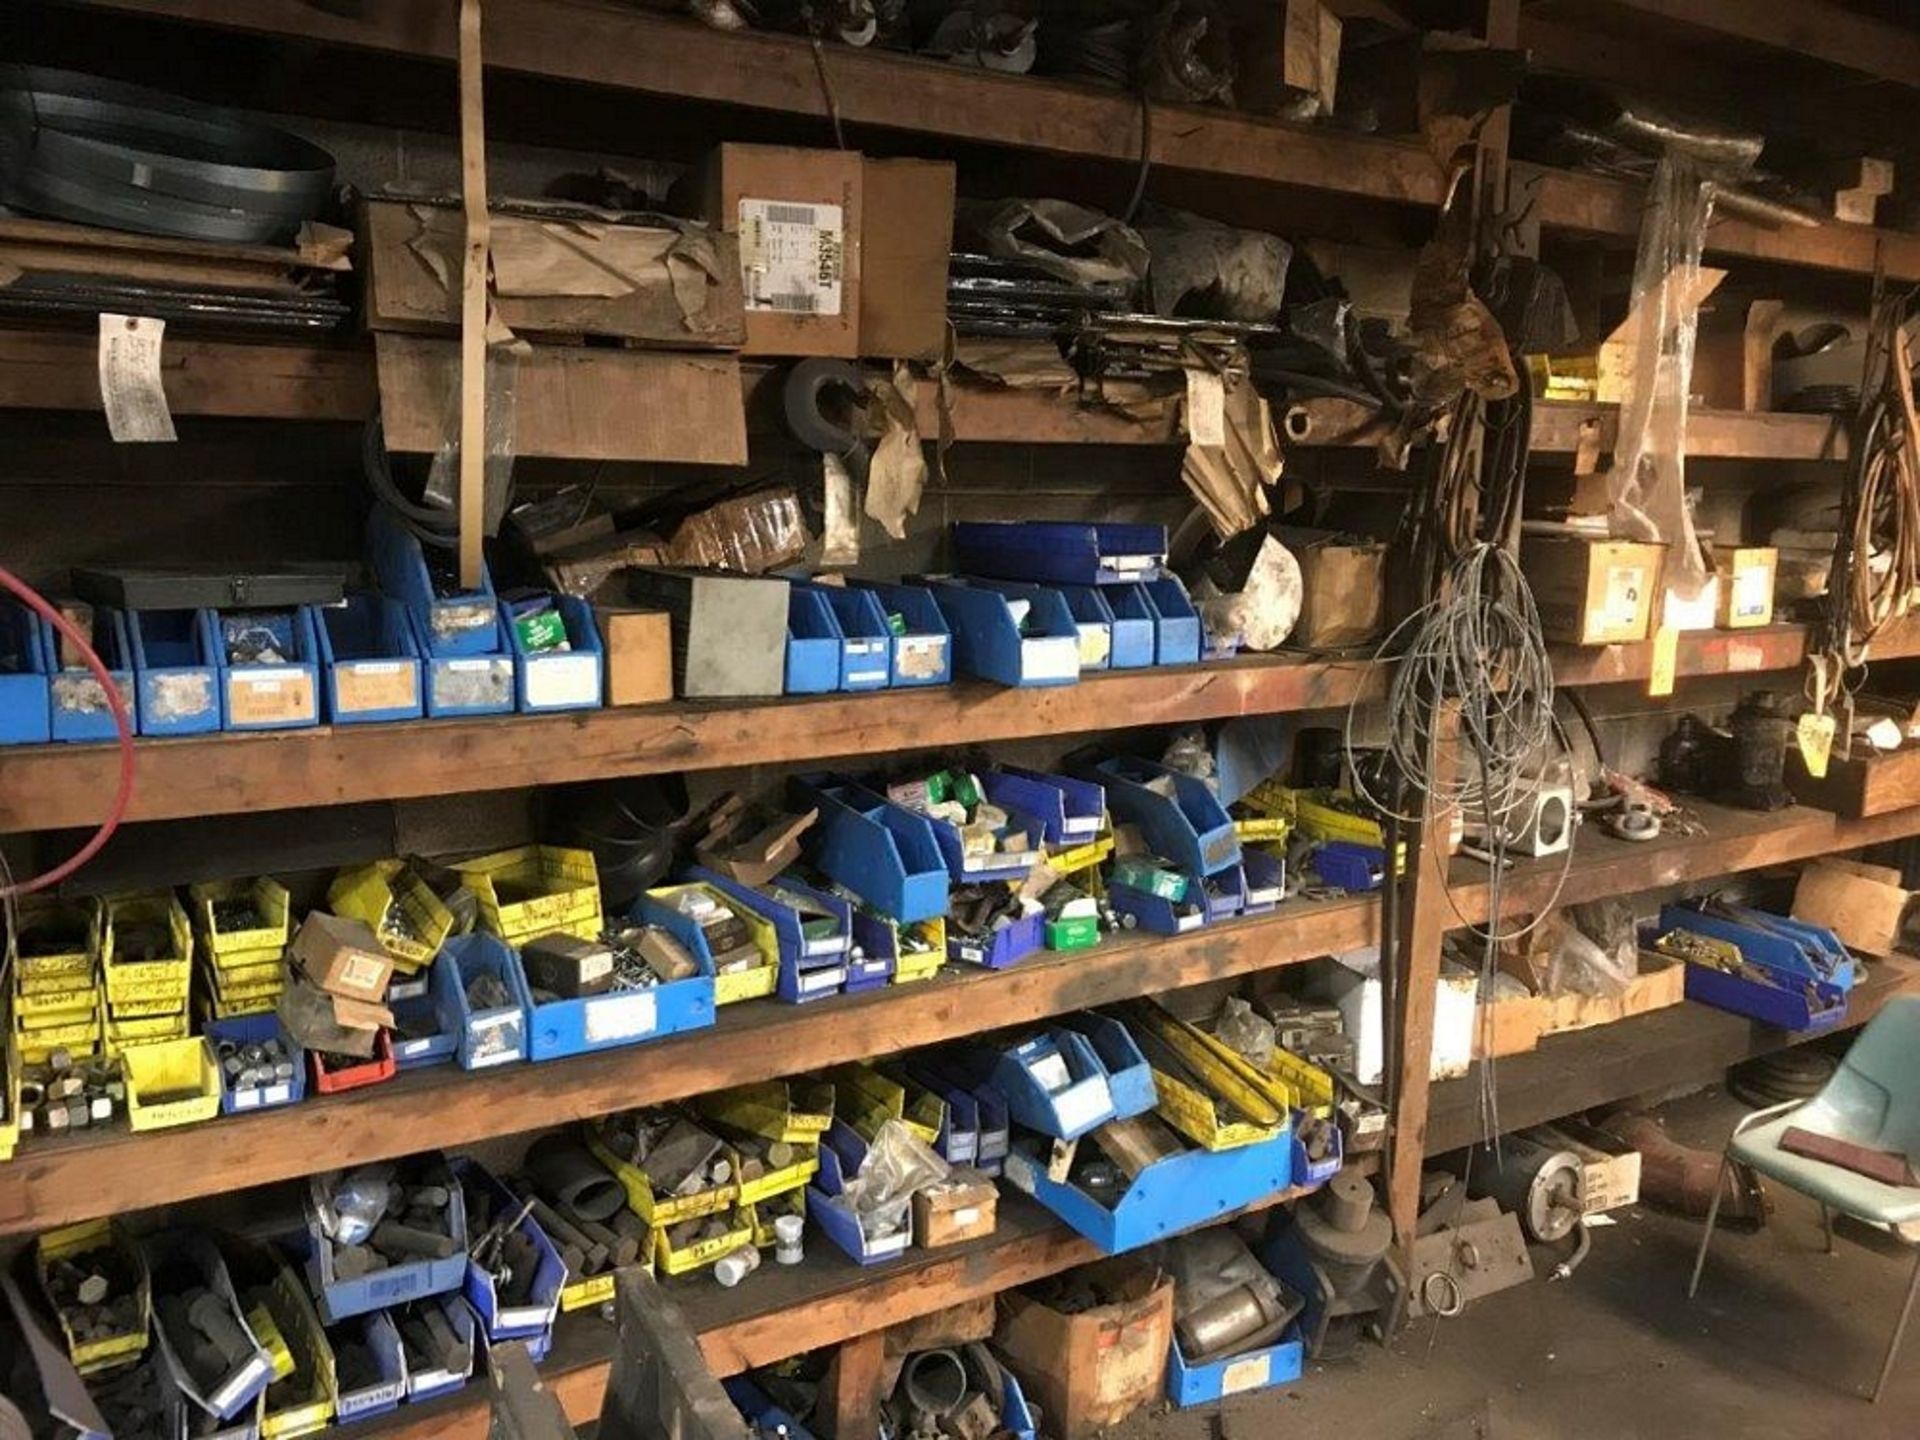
[995,1257,1173,1439]
[291,913,394,1003]
[593,608,673,707]
[686,144,863,357]
[1792,858,1910,957]
[1521,537,1666,645]
[912,1169,998,1248]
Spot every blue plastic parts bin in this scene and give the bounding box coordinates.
[40,607,137,742]
[809,1121,914,1265]
[947,907,1045,969]
[923,793,1046,887]
[1139,577,1203,665]
[432,935,530,1070]
[1658,901,1854,991]
[126,607,221,735]
[390,989,458,1071]
[453,1160,564,1349]
[1107,866,1208,935]
[983,766,1107,846]
[785,585,843,695]
[1241,848,1286,913]
[1315,842,1385,892]
[801,582,893,690]
[328,1312,407,1422]
[1166,1326,1305,1407]
[214,605,322,732]
[849,580,952,687]
[397,1296,477,1400]
[504,595,603,713]
[791,772,951,922]
[527,917,715,1061]
[307,1176,470,1323]
[1058,1011,1157,1119]
[923,579,1080,688]
[948,1030,1118,1140]
[206,1012,306,1116]
[315,593,424,725]
[951,521,1167,585]
[1064,583,1155,668]
[1004,1127,1295,1254]
[368,505,501,657]
[1085,754,1241,876]
[0,600,51,745]
[970,577,1115,672]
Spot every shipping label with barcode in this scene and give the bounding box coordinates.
[738,198,844,315]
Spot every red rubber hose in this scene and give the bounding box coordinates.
[0,565,135,896]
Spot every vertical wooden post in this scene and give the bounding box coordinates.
[820,1330,887,1440]
[1385,782,1456,1254]
[456,0,489,589]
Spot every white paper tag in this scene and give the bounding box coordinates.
[98,314,176,443]
[1186,369,1226,447]
[1003,1151,1038,1193]
[1220,1353,1272,1395]
[1052,1080,1113,1134]
[739,199,844,315]
[525,654,600,708]
[952,1206,981,1227]
[1022,637,1080,682]
[1731,565,1771,619]
[1603,565,1647,631]
[585,991,658,1043]
[1028,1052,1073,1092]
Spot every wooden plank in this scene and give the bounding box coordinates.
[1516,160,1920,284]
[0,329,375,421]
[1424,953,1920,1155]
[0,895,1379,1236]
[456,0,490,590]
[1530,400,1853,463]
[0,659,1385,833]
[819,1331,886,1440]
[66,0,1449,209]
[1591,0,1920,90]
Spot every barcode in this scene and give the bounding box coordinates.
[766,293,819,312]
[765,203,819,226]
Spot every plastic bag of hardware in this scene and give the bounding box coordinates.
[1606,152,1736,598]
[957,198,1149,289]
[1542,899,1638,998]
[316,1165,397,1246]
[843,1118,950,1219]
[424,338,523,539]
[1211,996,1275,1068]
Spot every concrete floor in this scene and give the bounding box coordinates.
[1119,1090,1920,1440]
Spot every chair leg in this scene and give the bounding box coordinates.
[1823,1204,1836,1255]
[1689,1154,1732,1299]
[1873,1248,1920,1403]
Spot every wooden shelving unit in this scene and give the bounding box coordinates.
[0,895,1378,1234]
[1425,954,1920,1156]
[8,619,1917,834]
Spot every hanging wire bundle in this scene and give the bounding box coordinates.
[1826,288,1920,667]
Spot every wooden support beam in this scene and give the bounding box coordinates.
[819,1332,886,1440]
[1588,0,1920,91]
[455,0,489,589]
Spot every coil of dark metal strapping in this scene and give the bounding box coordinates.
[0,67,336,244]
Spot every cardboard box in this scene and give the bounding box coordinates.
[621,569,789,698]
[912,1169,998,1248]
[1521,537,1667,645]
[995,1258,1174,1440]
[593,607,673,707]
[1278,527,1386,649]
[1715,546,1778,629]
[290,913,393,1003]
[1660,574,1720,632]
[686,143,863,358]
[361,198,746,349]
[860,157,955,361]
[1792,858,1910,957]
[1541,1119,1642,1215]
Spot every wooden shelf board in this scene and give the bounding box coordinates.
[1424,953,1920,1156]
[18,616,1920,834]
[0,894,1377,1235]
[69,0,1447,209]
[1530,400,1853,463]
[1516,160,1920,284]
